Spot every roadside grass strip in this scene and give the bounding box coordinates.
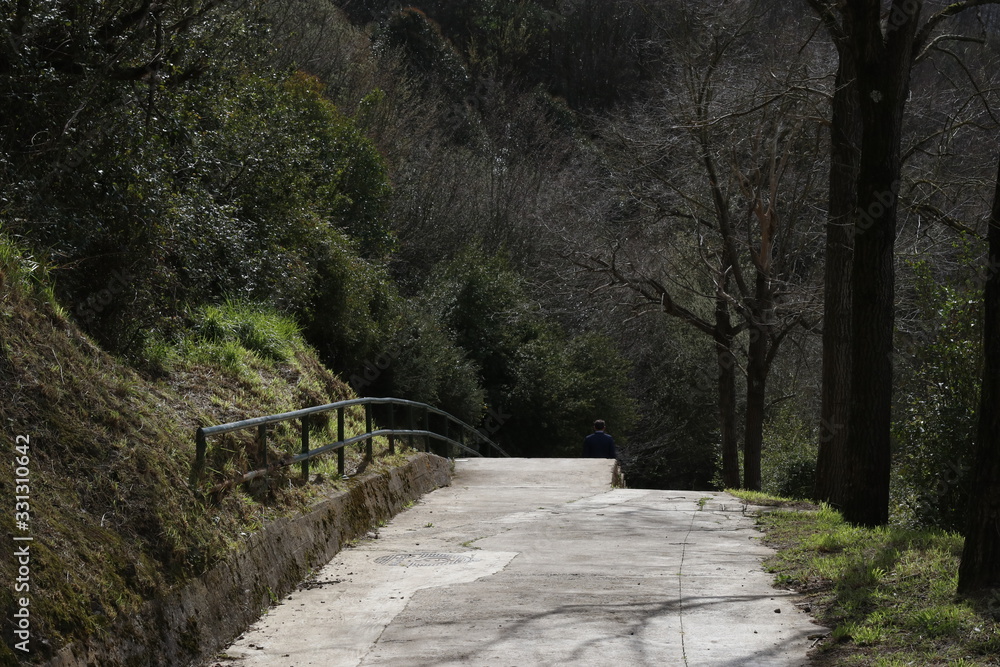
[729,492,1000,666]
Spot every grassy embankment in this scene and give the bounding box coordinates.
[729,490,1000,666]
[0,236,409,664]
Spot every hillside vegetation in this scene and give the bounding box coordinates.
[0,238,366,663]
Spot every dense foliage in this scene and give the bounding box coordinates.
[0,0,637,457]
[893,255,983,531]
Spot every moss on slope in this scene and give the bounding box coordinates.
[0,242,357,663]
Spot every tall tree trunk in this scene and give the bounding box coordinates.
[815,37,858,505]
[716,293,740,489]
[744,271,773,491]
[743,333,766,491]
[957,154,1000,595]
[838,0,920,527]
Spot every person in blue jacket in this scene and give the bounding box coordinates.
[582,419,617,459]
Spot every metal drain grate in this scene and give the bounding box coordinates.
[374,552,475,567]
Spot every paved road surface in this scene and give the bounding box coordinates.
[212,458,823,666]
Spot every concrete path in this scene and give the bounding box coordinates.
[211,458,824,667]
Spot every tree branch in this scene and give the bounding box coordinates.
[914,33,985,63]
[914,0,1000,57]
[805,0,846,47]
[570,252,716,337]
[911,202,982,237]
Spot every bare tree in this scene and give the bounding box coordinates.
[571,3,827,489]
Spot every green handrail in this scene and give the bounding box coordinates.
[190,397,509,490]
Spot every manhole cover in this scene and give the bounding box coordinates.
[374,552,475,567]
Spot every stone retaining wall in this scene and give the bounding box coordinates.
[46,453,452,667]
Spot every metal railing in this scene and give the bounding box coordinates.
[190,397,509,491]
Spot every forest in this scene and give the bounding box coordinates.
[3,0,1000,650]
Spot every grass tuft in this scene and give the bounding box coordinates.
[726,488,794,505]
[195,300,304,362]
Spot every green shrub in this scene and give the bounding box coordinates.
[424,246,540,393]
[504,329,637,456]
[761,405,817,499]
[621,315,720,490]
[6,41,393,357]
[893,255,981,530]
[372,304,486,425]
[422,246,635,456]
[302,228,401,374]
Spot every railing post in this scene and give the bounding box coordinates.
[388,402,396,455]
[191,428,207,486]
[444,418,450,459]
[365,402,373,461]
[407,405,415,452]
[423,407,430,453]
[257,423,268,472]
[301,416,310,482]
[337,406,346,477]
